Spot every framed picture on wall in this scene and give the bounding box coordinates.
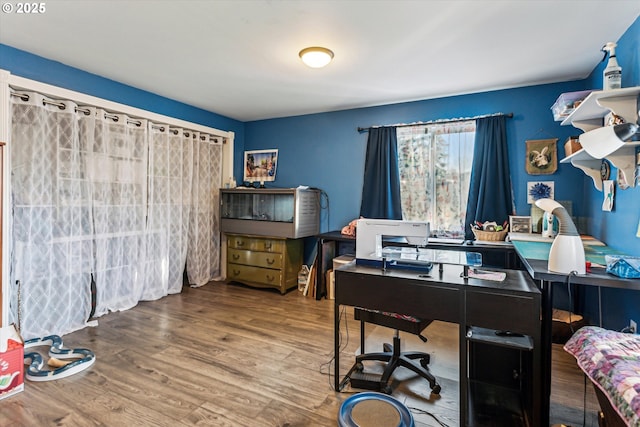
[526,138,558,175]
[509,216,532,234]
[527,181,554,204]
[243,149,278,183]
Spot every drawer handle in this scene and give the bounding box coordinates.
[236,240,245,247]
[232,254,240,260]
[265,275,275,282]
[266,258,275,265]
[232,269,241,276]
[264,242,272,249]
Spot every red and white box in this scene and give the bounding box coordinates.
[0,324,24,400]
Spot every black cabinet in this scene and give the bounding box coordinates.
[465,273,541,427]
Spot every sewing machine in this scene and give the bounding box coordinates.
[355,219,430,270]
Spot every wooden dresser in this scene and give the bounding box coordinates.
[226,234,302,294]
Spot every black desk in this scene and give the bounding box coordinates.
[316,230,519,300]
[334,262,541,426]
[514,242,640,426]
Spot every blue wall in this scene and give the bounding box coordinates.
[246,82,590,233]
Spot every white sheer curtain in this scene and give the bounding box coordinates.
[187,134,222,287]
[10,93,94,337]
[146,125,194,296]
[10,91,222,339]
[83,108,149,316]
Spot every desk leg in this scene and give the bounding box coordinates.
[316,238,325,300]
[316,238,336,300]
[540,279,552,426]
[532,319,542,427]
[459,288,468,425]
[334,299,341,391]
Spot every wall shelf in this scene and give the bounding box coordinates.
[561,87,640,132]
[558,86,640,190]
[560,143,640,191]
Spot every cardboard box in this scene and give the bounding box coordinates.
[332,254,355,271]
[564,136,582,157]
[330,255,355,300]
[0,324,24,400]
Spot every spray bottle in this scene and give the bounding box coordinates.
[602,42,622,90]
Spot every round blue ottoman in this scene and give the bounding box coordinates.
[338,392,415,427]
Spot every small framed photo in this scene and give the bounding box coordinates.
[510,216,532,234]
[243,149,278,183]
[527,181,554,204]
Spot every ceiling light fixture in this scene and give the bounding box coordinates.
[299,47,334,68]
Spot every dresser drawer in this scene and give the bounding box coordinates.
[228,248,283,269]
[227,263,283,287]
[227,235,284,253]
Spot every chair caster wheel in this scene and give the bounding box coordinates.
[355,363,364,372]
[381,384,393,395]
[431,384,441,395]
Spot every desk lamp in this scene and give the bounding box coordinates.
[534,198,585,274]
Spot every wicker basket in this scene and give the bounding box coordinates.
[472,225,509,242]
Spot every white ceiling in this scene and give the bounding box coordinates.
[1,1,639,122]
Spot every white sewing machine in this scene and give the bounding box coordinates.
[355,219,430,268]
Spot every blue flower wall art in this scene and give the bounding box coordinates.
[527,181,554,204]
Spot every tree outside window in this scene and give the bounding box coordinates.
[396,121,475,239]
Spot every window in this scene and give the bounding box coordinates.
[396,121,476,238]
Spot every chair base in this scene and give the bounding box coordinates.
[353,334,441,395]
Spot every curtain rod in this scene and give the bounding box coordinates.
[357,112,514,133]
[10,91,220,142]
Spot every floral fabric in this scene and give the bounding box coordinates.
[564,326,640,426]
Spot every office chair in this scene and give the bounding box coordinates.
[352,307,441,395]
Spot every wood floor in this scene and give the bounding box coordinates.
[2,281,600,426]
